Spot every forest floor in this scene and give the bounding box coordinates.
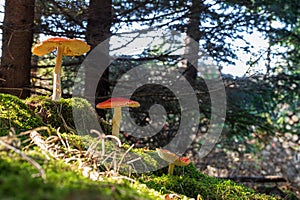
[0,93,299,200]
[190,132,300,198]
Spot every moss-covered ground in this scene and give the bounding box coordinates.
[0,93,298,200]
[0,151,164,200]
[140,165,278,200]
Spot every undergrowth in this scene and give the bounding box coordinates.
[0,151,164,200]
[0,93,297,200]
[140,164,278,199]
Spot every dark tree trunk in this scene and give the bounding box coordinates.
[184,0,202,83]
[85,0,112,118]
[86,0,112,49]
[0,0,35,98]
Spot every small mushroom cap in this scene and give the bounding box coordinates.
[156,148,190,166]
[96,97,140,109]
[32,37,90,56]
[174,157,190,166]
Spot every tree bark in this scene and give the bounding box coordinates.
[0,0,35,98]
[86,0,112,50]
[85,0,112,118]
[183,0,202,83]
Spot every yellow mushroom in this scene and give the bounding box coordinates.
[32,37,90,100]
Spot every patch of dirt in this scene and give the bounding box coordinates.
[187,132,300,197]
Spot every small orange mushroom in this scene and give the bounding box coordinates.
[165,193,181,200]
[96,97,140,137]
[156,148,190,175]
[32,37,90,100]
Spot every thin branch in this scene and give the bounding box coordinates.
[0,139,46,180]
[31,61,84,69]
[117,144,134,172]
[116,8,188,24]
[46,0,86,30]
[218,176,287,183]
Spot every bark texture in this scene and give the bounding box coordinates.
[0,0,35,98]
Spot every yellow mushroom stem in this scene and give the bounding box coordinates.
[112,107,122,137]
[52,46,64,101]
[168,163,175,175]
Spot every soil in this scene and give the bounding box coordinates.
[188,132,300,197]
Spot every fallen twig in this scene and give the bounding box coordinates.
[117,144,135,173]
[217,175,287,183]
[0,139,46,180]
[30,130,57,159]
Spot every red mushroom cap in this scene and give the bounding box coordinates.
[174,157,190,166]
[156,148,190,166]
[96,97,140,109]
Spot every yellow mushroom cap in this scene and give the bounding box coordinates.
[156,148,190,166]
[32,37,90,56]
[96,97,140,109]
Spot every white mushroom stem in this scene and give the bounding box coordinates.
[112,107,122,137]
[52,46,64,101]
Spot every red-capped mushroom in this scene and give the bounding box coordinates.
[96,97,140,137]
[32,37,90,100]
[156,148,190,175]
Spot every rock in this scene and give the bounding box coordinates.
[291,115,299,123]
[292,134,298,142]
[284,132,293,140]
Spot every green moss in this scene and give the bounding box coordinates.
[60,132,86,150]
[140,164,279,200]
[24,96,99,134]
[24,96,73,132]
[74,137,162,175]
[121,144,161,173]
[0,93,44,136]
[0,151,165,200]
[281,190,300,200]
[0,94,294,200]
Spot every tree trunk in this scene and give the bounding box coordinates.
[86,0,112,49]
[85,0,112,118]
[183,0,202,83]
[0,0,35,98]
